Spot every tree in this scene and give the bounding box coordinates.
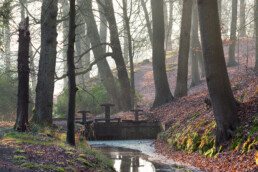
[151,0,174,108]
[34,0,58,125]
[197,0,238,149]
[239,0,246,37]
[98,0,132,110]
[122,0,135,108]
[255,0,258,71]
[66,0,76,146]
[174,0,193,98]
[166,0,174,51]
[16,17,30,132]
[140,0,153,46]
[228,0,238,66]
[190,0,201,87]
[81,0,123,111]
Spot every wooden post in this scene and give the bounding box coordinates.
[101,104,115,124]
[77,111,91,124]
[130,109,143,121]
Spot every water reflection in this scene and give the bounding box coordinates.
[93,146,155,172]
[92,146,196,172]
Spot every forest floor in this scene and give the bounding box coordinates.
[114,38,258,171]
[0,128,115,171]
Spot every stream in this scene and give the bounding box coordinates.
[89,140,201,172]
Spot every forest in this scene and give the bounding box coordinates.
[0,0,257,171]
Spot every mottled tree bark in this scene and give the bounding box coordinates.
[228,0,238,66]
[197,0,238,149]
[66,0,76,146]
[174,0,193,98]
[34,0,58,125]
[16,18,30,132]
[151,0,174,108]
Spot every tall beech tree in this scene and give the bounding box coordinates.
[16,17,30,132]
[174,0,193,98]
[81,0,123,111]
[34,0,58,125]
[98,0,132,110]
[239,0,246,37]
[122,0,135,108]
[190,0,201,87]
[141,0,153,46]
[151,0,174,108]
[228,0,238,66]
[197,0,238,148]
[66,0,76,146]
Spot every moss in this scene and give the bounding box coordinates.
[242,138,256,154]
[21,162,39,169]
[199,126,215,155]
[55,167,65,172]
[204,147,217,158]
[65,151,75,155]
[39,164,55,170]
[79,154,88,158]
[14,149,25,154]
[14,155,26,160]
[76,158,95,168]
[185,132,201,154]
[248,118,258,137]
[230,136,244,150]
[56,162,65,166]
[187,113,200,123]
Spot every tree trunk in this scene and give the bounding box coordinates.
[228,0,238,66]
[123,19,129,64]
[197,0,238,149]
[190,0,201,88]
[16,17,30,132]
[61,0,69,88]
[174,0,193,98]
[3,0,11,73]
[164,1,168,51]
[81,0,123,111]
[151,0,174,108]
[255,0,258,71]
[75,14,86,87]
[34,0,58,125]
[97,0,108,80]
[239,0,246,37]
[123,0,135,108]
[102,0,132,111]
[140,0,153,46]
[218,0,222,19]
[66,0,76,146]
[97,0,108,53]
[166,0,174,51]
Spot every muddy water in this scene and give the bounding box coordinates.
[89,140,200,172]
